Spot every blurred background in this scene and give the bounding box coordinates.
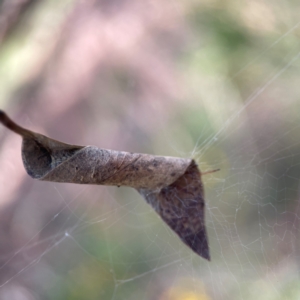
[0,0,300,299]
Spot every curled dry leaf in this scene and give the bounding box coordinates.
[0,110,212,260]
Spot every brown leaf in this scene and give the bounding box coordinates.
[0,110,211,260]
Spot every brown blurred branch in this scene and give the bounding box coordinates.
[0,0,36,45]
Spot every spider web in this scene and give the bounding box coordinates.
[0,2,300,299]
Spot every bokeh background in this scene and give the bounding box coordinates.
[1,0,300,299]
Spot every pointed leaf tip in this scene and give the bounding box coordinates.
[183,229,211,260]
[139,160,211,261]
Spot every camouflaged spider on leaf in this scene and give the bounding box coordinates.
[0,110,218,260]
